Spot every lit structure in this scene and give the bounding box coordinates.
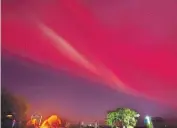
[31,113,43,125]
[27,113,43,127]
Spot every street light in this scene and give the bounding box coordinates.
[145,116,151,124]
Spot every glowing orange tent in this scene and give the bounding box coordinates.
[40,115,62,128]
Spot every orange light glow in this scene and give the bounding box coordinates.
[27,119,38,127]
[40,115,61,128]
[6,115,13,118]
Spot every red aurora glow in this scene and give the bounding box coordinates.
[2,0,177,107]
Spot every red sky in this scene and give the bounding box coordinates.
[2,0,177,120]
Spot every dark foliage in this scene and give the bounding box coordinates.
[1,88,28,128]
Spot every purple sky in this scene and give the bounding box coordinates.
[2,52,177,121]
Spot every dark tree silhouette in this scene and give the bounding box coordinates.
[1,88,28,128]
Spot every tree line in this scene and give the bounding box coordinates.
[1,88,28,128]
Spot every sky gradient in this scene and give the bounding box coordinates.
[2,52,177,121]
[2,0,177,121]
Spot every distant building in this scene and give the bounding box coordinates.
[80,121,99,128]
[151,117,167,128]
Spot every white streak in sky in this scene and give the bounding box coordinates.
[38,22,141,96]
